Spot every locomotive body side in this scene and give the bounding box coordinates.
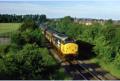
[40,26,78,58]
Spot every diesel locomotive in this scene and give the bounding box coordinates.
[40,25,78,59]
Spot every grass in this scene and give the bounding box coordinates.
[90,58,120,79]
[100,62,120,79]
[0,23,21,37]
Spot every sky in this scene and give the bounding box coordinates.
[0,0,120,20]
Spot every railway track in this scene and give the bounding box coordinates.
[48,49,102,79]
[44,39,118,80]
[78,60,118,80]
[66,60,101,80]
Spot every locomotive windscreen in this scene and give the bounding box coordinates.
[64,38,74,43]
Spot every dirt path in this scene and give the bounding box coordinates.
[0,37,10,45]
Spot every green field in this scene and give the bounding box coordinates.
[0,23,21,35]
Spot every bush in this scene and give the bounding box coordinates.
[114,48,120,68]
[11,29,44,47]
[19,18,38,31]
[11,31,25,47]
[0,44,57,79]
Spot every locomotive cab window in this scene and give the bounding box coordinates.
[64,38,74,43]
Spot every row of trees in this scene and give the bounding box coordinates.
[47,16,120,77]
[0,14,47,23]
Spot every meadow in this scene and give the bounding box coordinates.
[0,23,21,37]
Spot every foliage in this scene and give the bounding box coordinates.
[0,45,10,58]
[105,19,113,27]
[19,18,38,31]
[0,44,57,79]
[0,14,47,23]
[40,48,56,65]
[53,68,71,80]
[11,29,44,47]
[39,14,47,23]
[0,14,23,23]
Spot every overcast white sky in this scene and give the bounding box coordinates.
[0,0,120,20]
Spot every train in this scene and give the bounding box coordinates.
[40,25,78,60]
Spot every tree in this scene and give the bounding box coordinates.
[11,29,44,47]
[105,19,113,28]
[0,44,43,79]
[62,16,73,23]
[19,18,38,31]
[39,14,47,23]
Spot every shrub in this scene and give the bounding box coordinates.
[0,44,57,79]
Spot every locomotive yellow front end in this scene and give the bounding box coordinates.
[60,38,78,59]
[61,43,78,55]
